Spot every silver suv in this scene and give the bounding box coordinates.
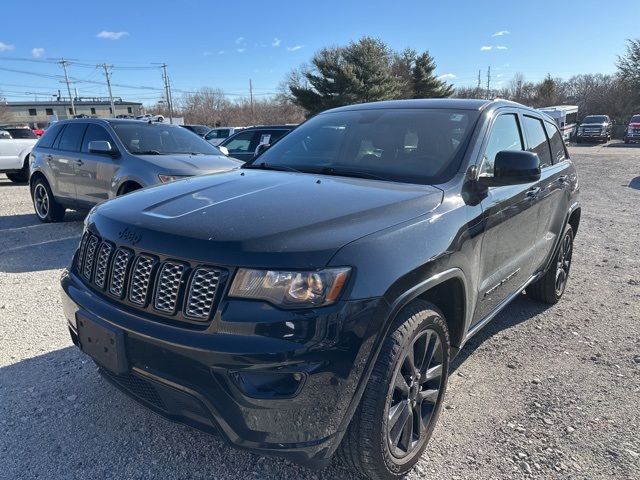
[29,118,242,222]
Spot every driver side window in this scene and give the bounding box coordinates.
[481,114,524,175]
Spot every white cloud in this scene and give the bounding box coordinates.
[203,51,213,56]
[236,37,245,45]
[237,48,246,53]
[438,73,456,79]
[287,45,303,52]
[0,42,15,52]
[218,50,225,55]
[272,38,281,47]
[496,46,507,50]
[96,31,129,40]
[493,30,510,37]
[481,46,492,51]
[32,47,45,57]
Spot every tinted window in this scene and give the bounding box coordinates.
[222,131,254,153]
[37,123,64,148]
[481,114,523,175]
[523,115,552,168]
[111,123,223,155]
[544,120,567,164]
[56,123,87,152]
[582,116,608,123]
[81,124,115,153]
[4,128,37,139]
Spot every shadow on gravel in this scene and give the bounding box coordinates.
[450,294,552,373]
[0,212,85,273]
[628,177,640,190]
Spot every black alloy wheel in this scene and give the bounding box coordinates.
[32,177,65,222]
[338,300,450,479]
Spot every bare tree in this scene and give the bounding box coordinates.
[0,94,12,123]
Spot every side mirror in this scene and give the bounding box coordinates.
[478,150,541,187]
[89,140,119,157]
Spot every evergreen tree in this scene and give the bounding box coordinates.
[412,52,454,98]
[616,38,640,110]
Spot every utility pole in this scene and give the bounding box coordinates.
[155,63,174,124]
[486,66,491,100]
[249,79,254,125]
[99,64,116,117]
[477,70,482,97]
[59,59,76,117]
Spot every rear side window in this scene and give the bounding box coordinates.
[55,123,87,152]
[523,115,552,168]
[81,124,115,153]
[36,124,64,148]
[544,120,567,164]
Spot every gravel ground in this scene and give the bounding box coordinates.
[1,142,638,480]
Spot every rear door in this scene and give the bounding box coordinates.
[49,122,87,201]
[524,116,574,272]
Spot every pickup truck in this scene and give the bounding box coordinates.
[0,131,37,183]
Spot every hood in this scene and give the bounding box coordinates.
[136,153,242,174]
[89,170,443,268]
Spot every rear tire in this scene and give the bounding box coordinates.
[32,177,65,223]
[6,160,29,183]
[338,300,449,479]
[526,224,573,304]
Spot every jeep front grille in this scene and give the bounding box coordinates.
[76,232,223,323]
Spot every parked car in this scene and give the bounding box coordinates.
[203,126,245,146]
[29,118,242,222]
[32,128,45,137]
[0,129,37,182]
[0,125,39,139]
[180,124,212,137]
[136,114,164,123]
[60,99,580,479]
[623,114,640,144]
[217,124,297,162]
[576,114,611,143]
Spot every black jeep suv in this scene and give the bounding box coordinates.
[60,99,580,479]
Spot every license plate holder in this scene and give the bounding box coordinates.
[77,314,129,374]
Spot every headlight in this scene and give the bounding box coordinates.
[158,174,189,183]
[229,267,351,308]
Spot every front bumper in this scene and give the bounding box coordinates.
[61,268,383,468]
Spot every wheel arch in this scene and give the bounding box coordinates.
[381,268,469,356]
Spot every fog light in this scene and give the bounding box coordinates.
[229,370,306,399]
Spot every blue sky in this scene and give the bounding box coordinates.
[1,0,638,106]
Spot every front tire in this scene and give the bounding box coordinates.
[32,177,65,222]
[338,300,450,479]
[526,224,573,303]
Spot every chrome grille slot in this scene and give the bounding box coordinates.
[185,268,221,320]
[94,242,113,289]
[129,255,155,305]
[109,249,132,298]
[83,235,99,280]
[75,231,223,325]
[154,262,186,314]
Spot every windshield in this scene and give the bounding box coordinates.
[630,115,640,124]
[112,123,224,155]
[246,108,478,185]
[582,116,608,124]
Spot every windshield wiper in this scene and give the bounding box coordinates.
[243,162,301,173]
[136,150,163,155]
[318,167,389,181]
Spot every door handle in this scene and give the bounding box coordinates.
[557,175,569,183]
[45,155,53,162]
[75,159,84,166]
[526,187,541,199]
